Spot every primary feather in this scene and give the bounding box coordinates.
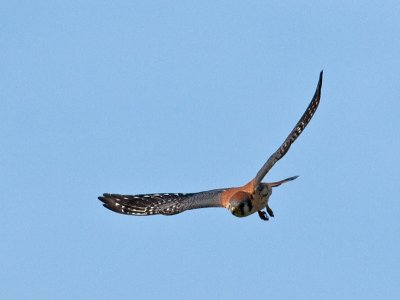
[98,189,225,216]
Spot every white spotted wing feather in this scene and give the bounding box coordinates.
[98,189,225,216]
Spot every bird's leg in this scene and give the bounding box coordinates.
[266,205,274,218]
[258,210,269,221]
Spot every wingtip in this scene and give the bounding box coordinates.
[103,203,125,214]
[98,194,108,201]
[285,175,299,182]
[313,71,323,98]
[269,175,300,187]
[318,70,323,86]
[98,194,114,205]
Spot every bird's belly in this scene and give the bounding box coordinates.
[249,197,266,214]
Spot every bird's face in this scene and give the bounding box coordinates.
[227,191,254,217]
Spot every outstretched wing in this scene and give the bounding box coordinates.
[254,71,323,184]
[98,189,226,216]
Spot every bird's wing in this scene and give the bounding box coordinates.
[98,188,226,216]
[254,71,323,184]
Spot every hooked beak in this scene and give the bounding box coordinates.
[268,176,299,188]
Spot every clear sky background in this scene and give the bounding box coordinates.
[1,1,399,299]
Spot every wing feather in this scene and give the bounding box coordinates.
[254,71,323,184]
[98,189,226,216]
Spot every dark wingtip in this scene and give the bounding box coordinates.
[310,71,323,103]
[98,194,127,215]
[269,175,300,187]
[103,203,125,214]
[98,195,107,203]
[318,71,323,89]
[98,194,114,206]
[281,175,299,183]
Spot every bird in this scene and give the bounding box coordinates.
[98,71,323,221]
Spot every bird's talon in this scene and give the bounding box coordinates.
[267,205,274,217]
[258,210,269,221]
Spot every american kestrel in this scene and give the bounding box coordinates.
[99,71,323,221]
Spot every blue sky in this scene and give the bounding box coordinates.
[1,1,399,299]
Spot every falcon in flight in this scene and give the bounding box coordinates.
[99,71,323,221]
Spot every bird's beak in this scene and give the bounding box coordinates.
[268,176,299,188]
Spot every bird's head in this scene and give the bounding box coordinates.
[227,191,253,217]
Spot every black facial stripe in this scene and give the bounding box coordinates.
[238,202,245,216]
[247,200,253,212]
